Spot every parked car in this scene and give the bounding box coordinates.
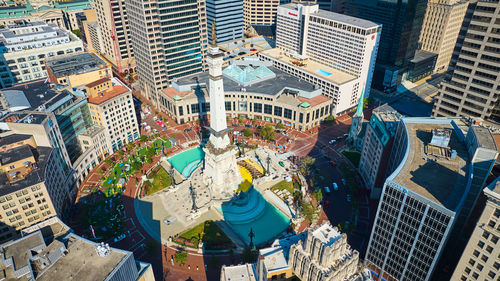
[324,186,331,194]
[245,124,252,128]
[346,194,352,202]
[232,123,238,127]
[341,179,346,185]
[329,139,336,145]
[184,128,192,132]
[332,182,338,191]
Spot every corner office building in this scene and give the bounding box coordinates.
[271,4,380,114]
[126,0,208,109]
[433,0,500,123]
[366,118,497,281]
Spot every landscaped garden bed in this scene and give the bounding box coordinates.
[174,220,234,250]
[143,166,172,196]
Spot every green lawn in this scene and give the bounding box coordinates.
[342,151,361,167]
[146,166,172,195]
[176,220,233,250]
[271,180,294,194]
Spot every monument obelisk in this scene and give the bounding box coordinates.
[203,28,241,200]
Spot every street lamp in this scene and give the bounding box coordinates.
[266,154,271,176]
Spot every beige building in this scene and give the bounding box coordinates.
[45,52,112,88]
[451,182,500,281]
[1,217,155,281]
[92,0,135,74]
[159,58,332,131]
[243,0,280,36]
[87,77,139,152]
[418,0,468,73]
[0,132,67,243]
[0,21,84,88]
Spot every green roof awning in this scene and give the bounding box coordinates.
[173,95,182,101]
[299,102,310,108]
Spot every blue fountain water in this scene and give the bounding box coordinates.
[168,147,205,178]
[220,188,290,246]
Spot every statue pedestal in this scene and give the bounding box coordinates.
[203,135,242,200]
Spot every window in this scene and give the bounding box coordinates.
[473,250,480,257]
[477,263,483,271]
[478,241,485,248]
[493,262,499,270]
[469,259,476,266]
[488,234,498,244]
[465,267,471,274]
[486,245,493,253]
[253,103,262,113]
[481,255,488,262]
[284,108,292,119]
[264,104,272,115]
[472,272,479,280]
[488,271,495,279]
[224,102,231,111]
[274,106,282,117]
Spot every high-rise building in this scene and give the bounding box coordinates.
[0,217,156,281]
[86,21,103,54]
[418,0,468,73]
[206,0,244,44]
[92,0,135,74]
[0,132,70,242]
[0,21,83,88]
[358,104,401,198]
[269,3,380,114]
[86,77,139,152]
[126,0,208,108]
[333,0,428,91]
[0,80,94,163]
[433,1,500,123]
[366,118,497,281]
[450,182,500,281]
[243,0,280,35]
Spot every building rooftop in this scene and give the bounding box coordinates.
[471,126,497,151]
[2,231,45,274]
[392,119,470,210]
[0,145,53,196]
[260,48,357,85]
[86,77,110,88]
[310,223,342,246]
[0,143,33,165]
[79,125,105,138]
[21,216,71,243]
[280,3,380,29]
[87,85,128,105]
[174,57,321,98]
[0,111,50,125]
[313,9,381,29]
[221,263,257,281]
[0,133,31,148]
[35,234,129,281]
[0,79,85,112]
[218,36,275,62]
[411,50,438,63]
[46,52,108,78]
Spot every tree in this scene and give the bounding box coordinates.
[72,29,81,38]
[312,189,323,203]
[242,128,252,137]
[259,125,276,141]
[174,250,188,265]
[324,115,335,124]
[298,156,315,177]
[104,158,114,166]
[300,201,315,222]
[140,135,147,142]
[275,122,285,129]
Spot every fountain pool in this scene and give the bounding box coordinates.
[220,188,290,246]
[168,147,205,178]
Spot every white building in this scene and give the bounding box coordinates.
[0,21,83,88]
[269,3,380,114]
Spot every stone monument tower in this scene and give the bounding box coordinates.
[203,41,241,200]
